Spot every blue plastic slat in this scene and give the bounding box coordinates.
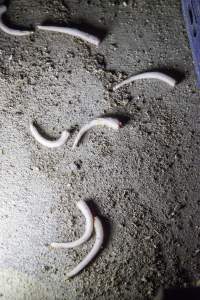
[182,0,200,87]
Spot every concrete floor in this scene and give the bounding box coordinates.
[0,0,200,299]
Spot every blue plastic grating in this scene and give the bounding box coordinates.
[182,0,200,87]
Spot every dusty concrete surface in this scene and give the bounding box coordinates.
[0,0,200,299]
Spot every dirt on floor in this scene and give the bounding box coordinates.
[0,0,200,299]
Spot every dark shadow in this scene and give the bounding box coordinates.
[68,124,79,135]
[86,199,112,248]
[147,67,185,84]
[73,18,108,41]
[2,15,34,31]
[3,0,10,6]
[154,287,200,300]
[1,1,34,31]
